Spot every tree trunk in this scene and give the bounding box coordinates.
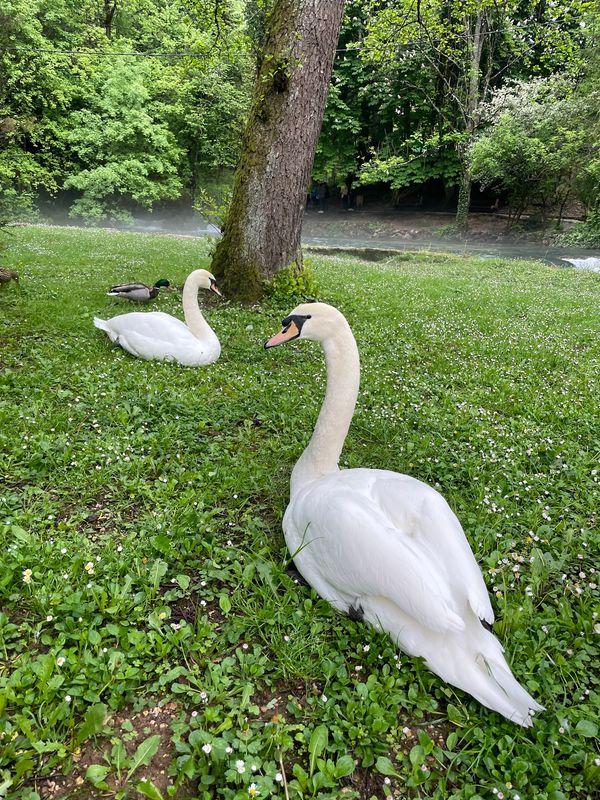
[455,9,484,233]
[104,1,118,39]
[210,0,346,301]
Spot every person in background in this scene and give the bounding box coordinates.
[317,182,328,213]
[340,183,349,210]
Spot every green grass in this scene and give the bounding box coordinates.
[0,226,599,800]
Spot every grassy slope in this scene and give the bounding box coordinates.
[0,226,598,800]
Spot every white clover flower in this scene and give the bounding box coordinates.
[202,743,212,754]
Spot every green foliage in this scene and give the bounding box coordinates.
[265,260,318,300]
[1,225,599,799]
[470,77,594,228]
[61,60,184,223]
[316,0,594,212]
[195,183,234,231]
[0,0,252,221]
[558,208,600,247]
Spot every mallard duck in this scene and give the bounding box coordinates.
[94,269,222,366]
[265,302,544,726]
[0,268,19,285]
[107,278,170,302]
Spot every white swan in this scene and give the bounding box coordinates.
[94,269,222,366]
[265,302,543,726]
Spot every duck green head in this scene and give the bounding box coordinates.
[154,278,170,288]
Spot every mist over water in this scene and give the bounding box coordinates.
[19,202,600,270]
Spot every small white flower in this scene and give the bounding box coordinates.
[248,784,258,798]
[65,695,72,703]
[56,656,66,667]
[242,643,248,650]
[321,694,327,702]
[22,569,32,584]
[251,764,257,772]
[225,746,233,754]
[60,548,67,554]
[191,711,198,718]
[46,615,53,622]
[363,644,370,652]
[275,772,283,782]
[283,635,290,642]
[384,777,391,785]
[236,759,245,773]
[202,743,212,754]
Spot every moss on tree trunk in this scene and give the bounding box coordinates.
[211,0,346,302]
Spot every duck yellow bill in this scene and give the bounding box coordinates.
[264,320,299,348]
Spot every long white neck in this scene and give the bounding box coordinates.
[182,273,213,340]
[290,320,360,497]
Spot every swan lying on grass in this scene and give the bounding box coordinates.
[265,302,543,726]
[94,269,222,366]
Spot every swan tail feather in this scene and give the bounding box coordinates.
[94,317,118,343]
[472,652,544,727]
[94,317,109,332]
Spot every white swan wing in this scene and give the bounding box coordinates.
[285,470,488,634]
[368,472,494,624]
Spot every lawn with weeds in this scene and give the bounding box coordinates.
[0,226,599,800]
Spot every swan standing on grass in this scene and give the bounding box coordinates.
[94,269,222,366]
[265,302,543,726]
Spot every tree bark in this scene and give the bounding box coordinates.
[104,0,118,39]
[455,9,484,232]
[210,0,346,301]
